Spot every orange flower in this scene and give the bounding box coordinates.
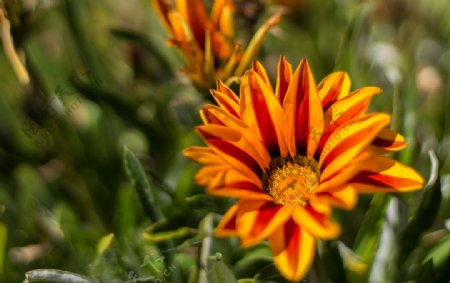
[154,0,282,89]
[184,57,424,281]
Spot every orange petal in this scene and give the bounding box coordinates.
[317,86,381,156]
[201,104,246,127]
[200,105,271,166]
[215,203,239,237]
[317,72,351,110]
[195,165,228,186]
[317,150,373,193]
[268,219,315,281]
[252,60,274,92]
[319,113,391,181]
[237,200,292,247]
[370,128,407,154]
[166,10,192,43]
[314,186,358,210]
[292,205,341,239]
[209,182,273,200]
[240,71,288,158]
[283,59,323,159]
[275,56,292,104]
[349,156,424,193]
[196,125,266,183]
[211,29,233,60]
[175,0,209,48]
[211,0,234,38]
[184,146,224,165]
[211,80,240,118]
[206,167,271,200]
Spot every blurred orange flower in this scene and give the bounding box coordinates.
[184,57,424,281]
[154,0,281,89]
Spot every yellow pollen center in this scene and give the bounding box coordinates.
[265,159,319,206]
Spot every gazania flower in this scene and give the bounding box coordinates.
[184,57,423,281]
[154,0,281,89]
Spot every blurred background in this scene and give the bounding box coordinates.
[0,0,449,282]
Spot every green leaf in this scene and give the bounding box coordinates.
[233,245,273,279]
[423,233,450,269]
[115,184,137,238]
[123,146,163,223]
[96,233,114,256]
[122,147,182,283]
[143,227,197,243]
[320,240,347,283]
[353,195,389,260]
[0,222,6,278]
[206,253,237,283]
[399,176,441,265]
[417,259,435,283]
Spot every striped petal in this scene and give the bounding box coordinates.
[211,80,240,118]
[370,128,407,154]
[195,165,228,186]
[240,70,287,158]
[317,86,381,155]
[317,72,351,110]
[349,156,424,193]
[237,200,293,247]
[319,113,391,181]
[175,0,209,48]
[283,59,323,158]
[292,205,341,239]
[206,168,271,200]
[215,203,239,236]
[252,60,274,92]
[196,125,266,184]
[314,185,358,210]
[317,150,373,193]
[200,105,271,166]
[275,56,292,104]
[268,219,315,281]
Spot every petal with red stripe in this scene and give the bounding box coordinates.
[240,71,287,158]
[200,105,271,166]
[314,185,358,210]
[292,205,341,239]
[317,86,381,156]
[175,0,209,48]
[283,59,323,158]
[268,219,315,281]
[317,72,351,111]
[237,200,292,247]
[370,128,406,154]
[252,60,274,92]
[319,113,390,181]
[215,203,239,236]
[349,156,424,193]
[196,125,267,183]
[275,56,292,104]
[207,168,271,200]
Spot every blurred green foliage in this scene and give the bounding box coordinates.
[0,0,449,282]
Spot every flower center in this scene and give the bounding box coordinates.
[262,156,320,206]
